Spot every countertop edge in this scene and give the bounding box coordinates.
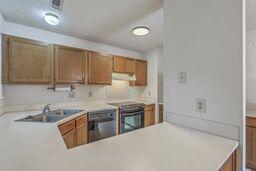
[215,142,239,170]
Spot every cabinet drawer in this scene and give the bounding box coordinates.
[145,104,155,111]
[76,114,87,127]
[247,116,256,128]
[59,120,76,135]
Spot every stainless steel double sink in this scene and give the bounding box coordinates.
[15,109,84,123]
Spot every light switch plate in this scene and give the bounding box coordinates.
[178,72,186,84]
[196,98,206,113]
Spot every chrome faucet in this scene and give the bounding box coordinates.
[42,104,51,113]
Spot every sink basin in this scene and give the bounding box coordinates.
[15,109,84,123]
[48,109,84,116]
[15,114,67,123]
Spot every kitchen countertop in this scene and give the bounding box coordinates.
[106,98,156,106]
[247,109,256,118]
[0,103,238,171]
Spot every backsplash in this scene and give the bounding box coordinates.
[3,81,145,106]
[105,80,145,101]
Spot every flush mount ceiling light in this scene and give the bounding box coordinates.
[45,13,60,26]
[132,26,150,36]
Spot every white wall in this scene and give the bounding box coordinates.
[0,13,4,98]
[163,0,244,169]
[1,21,145,106]
[141,48,163,102]
[247,29,256,104]
[141,48,163,122]
[105,80,145,101]
[3,85,105,105]
[0,13,5,113]
[141,49,158,101]
[0,13,3,33]
[157,48,163,102]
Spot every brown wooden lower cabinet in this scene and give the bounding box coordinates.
[246,116,256,169]
[76,123,88,146]
[159,104,163,123]
[144,104,155,127]
[62,129,76,149]
[58,114,88,149]
[219,151,236,171]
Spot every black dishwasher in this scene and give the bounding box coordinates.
[88,109,116,143]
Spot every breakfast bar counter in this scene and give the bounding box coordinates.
[0,105,238,171]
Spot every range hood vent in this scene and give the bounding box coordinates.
[112,73,136,81]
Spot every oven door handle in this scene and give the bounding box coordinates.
[121,111,144,116]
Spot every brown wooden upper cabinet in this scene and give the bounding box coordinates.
[113,56,135,74]
[54,45,86,84]
[88,52,112,84]
[3,35,52,84]
[130,59,147,86]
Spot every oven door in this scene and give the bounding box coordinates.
[120,110,144,133]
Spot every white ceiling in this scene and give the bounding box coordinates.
[0,0,163,53]
[247,0,256,30]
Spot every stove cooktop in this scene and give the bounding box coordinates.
[108,101,145,109]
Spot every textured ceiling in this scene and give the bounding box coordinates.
[0,0,163,53]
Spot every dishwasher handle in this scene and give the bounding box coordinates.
[89,110,116,121]
[90,117,114,123]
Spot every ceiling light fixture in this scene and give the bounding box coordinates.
[45,13,60,26]
[132,26,150,36]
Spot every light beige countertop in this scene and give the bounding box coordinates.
[247,109,256,118]
[106,98,156,106]
[0,102,238,171]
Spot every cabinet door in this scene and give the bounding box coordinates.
[62,129,76,149]
[54,45,86,84]
[76,123,88,146]
[125,58,136,74]
[113,56,126,73]
[130,59,147,86]
[145,105,155,127]
[88,52,112,84]
[247,127,256,168]
[3,35,52,84]
[136,60,147,85]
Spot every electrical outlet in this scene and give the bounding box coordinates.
[69,91,75,98]
[196,98,206,113]
[178,72,186,84]
[148,91,151,97]
[89,91,93,98]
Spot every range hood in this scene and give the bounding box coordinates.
[112,73,136,81]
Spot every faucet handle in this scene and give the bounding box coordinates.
[42,104,51,113]
[44,104,50,107]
